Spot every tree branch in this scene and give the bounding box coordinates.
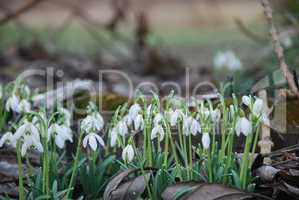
[261,0,299,98]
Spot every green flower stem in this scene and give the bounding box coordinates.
[223,131,234,184]
[249,125,260,167]
[16,141,25,200]
[188,135,193,180]
[211,127,216,156]
[240,134,253,189]
[163,124,170,167]
[147,124,152,166]
[207,149,213,183]
[66,131,84,198]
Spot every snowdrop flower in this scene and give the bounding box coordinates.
[214,51,242,71]
[235,117,252,136]
[13,121,40,142]
[211,109,221,123]
[5,94,19,112]
[252,98,263,116]
[242,95,251,106]
[81,113,104,132]
[183,116,201,136]
[169,109,183,126]
[202,132,210,150]
[48,124,73,149]
[123,115,133,127]
[153,113,163,126]
[12,121,43,156]
[122,144,134,163]
[110,128,118,147]
[82,133,105,151]
[117,120,128,136]
[151,125,165,142]
[146,104,152,117]
[0,132,14,147]
[128,104,141,119]
[21,134,43,156]
[134,114,144,131]
[17,99,31,113]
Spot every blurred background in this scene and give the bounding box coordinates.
[0,0,298,96]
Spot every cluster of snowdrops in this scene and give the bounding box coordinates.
[0,80,270,199]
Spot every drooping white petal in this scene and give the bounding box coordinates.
[235,117,252,136]
[13,123,28,141]
[146,104,152,117]
[94,134,105,147]
[190,119,201,136]
[17,99,31,113]
[123,115,133,126]
[110,128,118,147]
[122,144,134,162]
[94,113,104,131]
[6,95,20,112]
[235,118,242,137]
[211,109,221,123]
[252,98,263,116]
[134,114,144,131]
[170,109,182,126]
[82,135,89,148]
[117,120,128,136]
[55,135,65,149]
[153,113,163,126]
[21,140,30,157]
[151,125,165,142]
[88,134,98,151]
[242,96,251,106]
[128,104,141,119]
[202,132,210,149]
[0,132,13,147]
[183,117,192,136]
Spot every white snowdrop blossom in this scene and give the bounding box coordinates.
[48,124,73,149]
[153,113,163,126]
[242,95,251,106]
[82,133,105,151]
[5,94,19,112]
[110,128,118,147]
[21,134,43,156]
[151,125,165,142]
[252,98,263,116]
[183,116,201,136]
[0,132,14,147]
[235,117,252,137]
[146,104,152,117]
[81,113,104,132]
[214,51,242,71]
[128,104,141,119]
[12,121,43,156]
[123,115,133,127]
[211,109,221,123]
[117,120,128,136]
[17,99,31,113]
[169,109,183,126]
[122,144,134,163]
[133,114,144,131]
[202,132,210,150]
